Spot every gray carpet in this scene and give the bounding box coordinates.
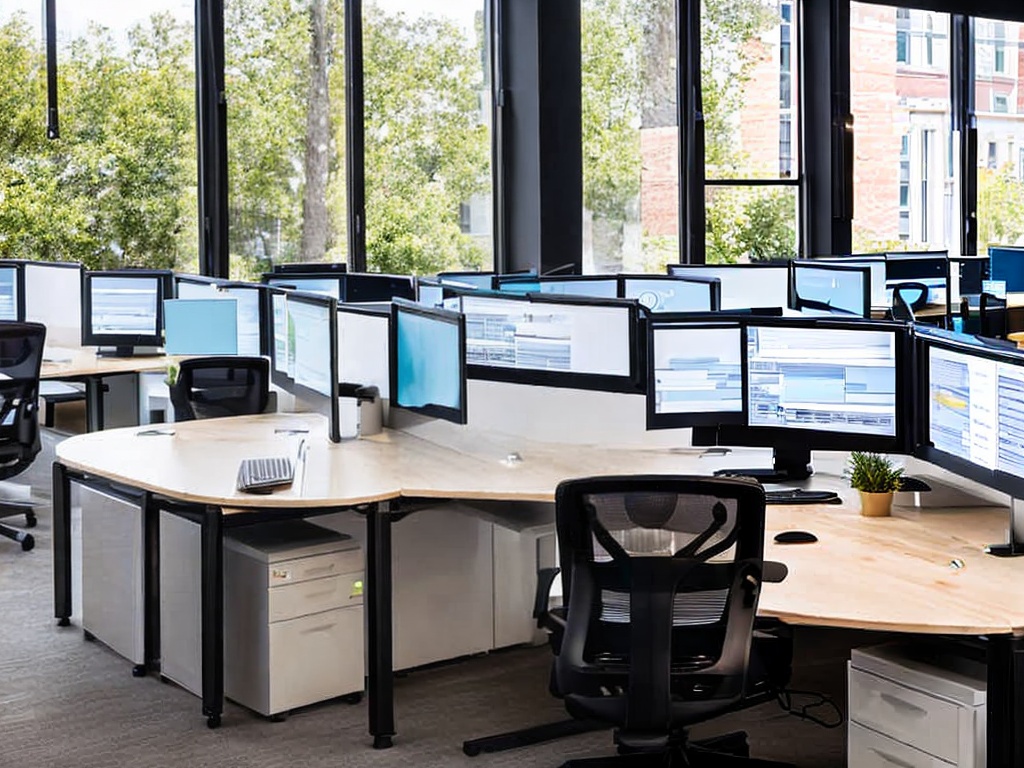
[0,429,858,767]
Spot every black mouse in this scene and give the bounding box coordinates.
[774,530,818,544]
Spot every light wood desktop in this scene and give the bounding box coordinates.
[52,414,1024,763]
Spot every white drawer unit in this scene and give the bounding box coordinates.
[160,516,365,718]
[848,643,986,768]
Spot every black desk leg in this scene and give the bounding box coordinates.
[366,500,395,749]
[84,377,104,432]
[52,462,72,627]
[987,634,1024,766]
[140,494,160,677]
[200,505,224,729]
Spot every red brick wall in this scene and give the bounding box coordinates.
[640,127,679,237]
[738,37,782,176]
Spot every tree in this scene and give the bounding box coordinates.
[299,0,334,263]
[978,165,1024,253]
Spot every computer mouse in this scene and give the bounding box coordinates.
[773,530,818,544]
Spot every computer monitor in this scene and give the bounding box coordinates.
[811,255,887,308]
[792,261,870,317]
[342,273,416,302]
[666,264,790,311]
[620,274,721,313]
[268,290,341,442]
[0,262,25,323]
[163,299,238,355]
[81,270,173,355]
[389,298,467,425]
[988,246,1024,293]
[950,255,990,299]
[175,274,226,298]
[437,272,495,291]
[495,275,619,298]
[175,275,268,356]
[417,279,446,308]
[884,251,950,308]
[263,273,344,300]
[273,261,347,273]
[695,318,912,481]
[646,320,743,428]
[459,292,641,393]
[338,303,391,399]
[24,261,78,345]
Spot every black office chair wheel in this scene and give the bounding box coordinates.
[25,511,36,528]
[373,735,393,749]
[132,664,147,678]
[20,533,33,551]
[463,743,482,757]
[206,714,221,729]
[340,692,363,705]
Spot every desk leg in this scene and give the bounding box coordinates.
[987,635,1024,766]
[141,494,160,675]
[200,505,224,729]
[366,500,395,749]
[52,462,72,627]
[84,377,105,432]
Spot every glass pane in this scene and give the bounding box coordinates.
[704,185,798,264]
[975,16,1024,253]
[226,0,346,279]
[702,0,799,181]
[581,0,679,274]
[0,2,197,270]
[851,4,957,254]
[362,0,493,275]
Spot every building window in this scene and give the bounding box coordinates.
[994,94,1009,113]
[925,15,934,67]
[988,141,998,169]
[994,21,1006,74]
[921,129,931,241]
[899,133,911,240]
[779,115,792,177]
[896,8,910,64]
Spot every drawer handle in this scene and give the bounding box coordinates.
[878,692,928,717]
[301,564,337,577]
[869,747,918,768]
[303,588,337,600]
[301,623,337,635]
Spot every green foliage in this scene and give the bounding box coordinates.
[846,452,904,493]
[978,165,1024,254]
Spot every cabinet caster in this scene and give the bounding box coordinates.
[341,692,363,705]
[83,630,96,642]
[25,511,36,528]
[373,735,393,749]
[206,714,221,729]
[57,617,70,627]
[132,664,147,678]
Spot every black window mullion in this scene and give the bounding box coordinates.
[951,13,977,256]
[679,0,705,264]
[345,0,366,272]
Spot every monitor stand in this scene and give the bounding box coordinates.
[96,345,162,358]
[713,448,812,484]
[986,498,1024,558]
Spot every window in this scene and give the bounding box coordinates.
[896,8,910,64]
[994,94,1009,113]
[988,142,998,169]
[1020,148,1024,183]
[925,15,934,67]
[993,22,1006,74]
[702,0,800,263]
[921,129,932,241]
[582,0,677,272]
[899,133,911,241]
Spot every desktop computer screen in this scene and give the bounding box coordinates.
[338,305,390,399]
[417,280,446,308]
[622,276,719,313]
[287,295,335,398]
[438,272,494,291]
[82,271,171,351]
[390,299,466,424]
[884,252,949,306]
[745,324,898,437]
[271,292,289,377]
[24,262,79,345]
[343,273,416,303]
[988,246,1024,293]
[264,274,343,299]
[792,263,870,317]
[927,343,997,470]
[164,299,239,355]
[496,276,619,298]
[0,264,23,322]
[667,264,789,311]
[223,285,264,357]
[647,323,743,428]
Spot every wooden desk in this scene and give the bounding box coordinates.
[41,349,178,431]
[52,415,1024,763]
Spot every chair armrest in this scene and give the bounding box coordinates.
[533,566,561,623]
[763,560,788,583]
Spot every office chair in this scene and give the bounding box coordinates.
[464,475,793,766]
[959,292,1008,340]
[169,356,270,421]
[0,322,47,552]
[889,282,930,323]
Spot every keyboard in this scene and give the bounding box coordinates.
[237,457,295,493]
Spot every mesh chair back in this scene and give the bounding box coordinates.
[553,475,766,735]
[170,356,269,421]
[0,322,46,479]
[891,282,930,322]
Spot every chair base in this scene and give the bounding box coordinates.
[560,731,795,768]
[0,522,34,551]
[463,718,610,756]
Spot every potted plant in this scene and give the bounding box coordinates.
[847,452,904,517]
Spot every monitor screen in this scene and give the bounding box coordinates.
[622,277,717,313]
[175,278,264,357]
[745,325,897,437]
[176,280,217,300]
[460,294,634,381]
[164,299,238,355]
[989,246,1024,293]
[927,344,997,470]
[793,264,869,317]
[668,265,789,311]
[24,262,78,344]
[271,292,289,375]
[391,300,466,424]
[343,273,416,302]
[438,272,494,290]
[884,252,948,305]
[418,281,445,308]
[0,266,19,322]
[87,274,163,340]
[648,324,743,428]
[265,275,342,299]
[496,276,618,298]
[287,297,334,397]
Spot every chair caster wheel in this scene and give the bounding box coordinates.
[373,735,393,749]
[341,692,363,705]
[132,665,147,678]
[463,744,482,757]
[21,534,34,551]
[25,511,36,528]
[83,630,96,642]
[206,714,221,729]
[57,617,71,627]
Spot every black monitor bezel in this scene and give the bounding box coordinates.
[342,273,416,303]
[262,272,345,300]
[459,291,644,394]
[666,262,793,309]
[0,260,30,323]
[646,318,745,430]
[389,297,468,425]
[272,262,348,273]
[619,273,722,313]
[708,316,913,454]
[915,327,1024,499]
[791,260,871,318]
[81,269,174,349]
[986,246,1024,293]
